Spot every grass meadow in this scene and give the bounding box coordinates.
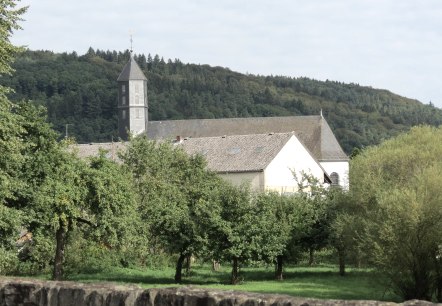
[61,264,401,302]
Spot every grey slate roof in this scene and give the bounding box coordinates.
[73,133,330,178]
[147,116,348,161]
[117,57,147,81]
[73,134,293,173]
[74,142,126,161]
[179,133,295,173]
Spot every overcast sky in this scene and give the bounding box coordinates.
[11,0,442,107]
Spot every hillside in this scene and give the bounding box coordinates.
[3,48,442,154]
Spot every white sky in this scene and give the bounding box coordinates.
[11,0,442,107]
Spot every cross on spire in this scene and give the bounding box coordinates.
[130,34,133,54]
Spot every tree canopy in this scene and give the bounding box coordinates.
[350,126,442,301]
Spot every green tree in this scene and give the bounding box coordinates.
[0,0,27,207]
[84,152,139,251]
[0,0,27,76]
[254,192,295,280]
[327,189,362,276]
[0,0,31,273]
[211,183,292,284]
[33,149,88,280]
[121,136,223,283]
[351,126,442,301]
[292,171,331,266]
[30,147,138,280]
[213,183,255,284]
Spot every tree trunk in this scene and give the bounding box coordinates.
[275,255,284,280]
[53,219,67,281]
[231,257,239,285]
[185,254,192,276]
[356,248,362,268]
[308,247,315,266]
[174,253,186,283]
[212,260,220,271]
[437,277,441,303]
[434,257,442,303]
[338,247,346,276]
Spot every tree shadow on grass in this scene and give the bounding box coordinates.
[67,272,172,286]
[67,268,230,287]
[65,266,399,302]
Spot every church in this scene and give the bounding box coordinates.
[78,55,349,192]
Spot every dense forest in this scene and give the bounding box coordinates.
[3,48,442,153]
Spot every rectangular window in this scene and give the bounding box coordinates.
[135,95,140,105]
[122,110,126,120]
[122,84,126,93]
[136,109,141,118]
[122,96,126,105]
[135,84,140,93]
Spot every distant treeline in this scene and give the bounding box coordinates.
[3,48,442,153]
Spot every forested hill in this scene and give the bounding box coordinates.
[3,48,442,154]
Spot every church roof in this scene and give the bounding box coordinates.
[74,142,126,161]
[179,133,296,173]
[147,116,348,161]
[73,132,331,179]
[117,57,147,81]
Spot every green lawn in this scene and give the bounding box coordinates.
[63,264,400,302]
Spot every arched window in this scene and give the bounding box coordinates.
[330,172,340,186]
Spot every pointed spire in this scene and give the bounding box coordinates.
[117,47,147,82]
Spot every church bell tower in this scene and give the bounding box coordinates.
[117,50,148,140]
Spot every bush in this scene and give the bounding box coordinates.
[64,231,121,275]
[0,248,19,275]
[14,230,54,276]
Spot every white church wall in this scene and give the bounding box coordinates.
[320,161,349,189]
[130,115,146,135]
[129,80,145,106]
[127,79,147,136]
[218,172,264,191]
[264,135,325,194]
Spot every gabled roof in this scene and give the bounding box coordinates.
[179,133,296,173]
[74,142,126,161]
[72,133,331,180]
[147,116,348,161]
[117,57,147,81]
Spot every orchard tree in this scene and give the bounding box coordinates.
[327,189,362,276]
[292,171,331,266]
[34,150,88,280]
[254,192,296,280]
[213,183,255,284]
[31,148,138,280]
[83,152,139,258]
[211,183,295,284]
[121,136,224,283]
